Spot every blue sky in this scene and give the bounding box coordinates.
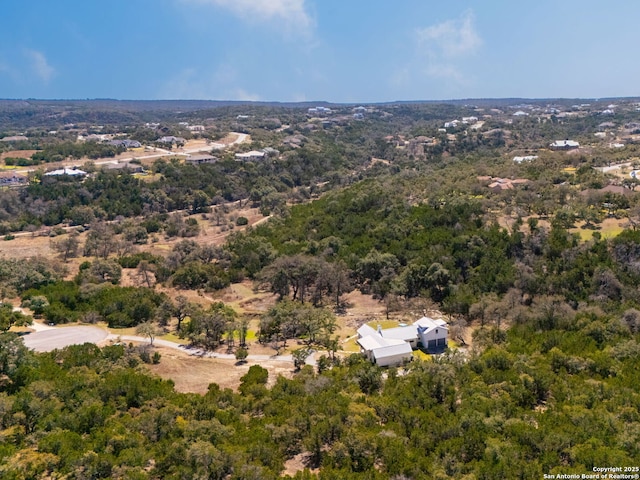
[0,0,638,102]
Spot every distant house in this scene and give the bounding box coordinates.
[104,161,144,173]
[356,316,449,367]
[580,184,637,199]
[235,150,266,161]
[84,134,111,142]
[513,155,538,163]
[157,136,186,146]
[187,125,206,132]
[44,167,87,177]
[485,177,530,192]
[261,147,280,157]
[550,140,580,150]
[488,180,513,191]
[108,139,142,149]
[0,171,27,186]
[308,106,332,115]
[282,135,306,148]
[186,154,218,165]
[0,135,28,142]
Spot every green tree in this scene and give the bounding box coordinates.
[292,347,312,371]
[0,304,32,332]
[50,234,80,262]
[136,321,159,346]
[85,259,122,284]
[189,190,210,214]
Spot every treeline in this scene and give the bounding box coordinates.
[22,282,167,328]
[29,141,126,164]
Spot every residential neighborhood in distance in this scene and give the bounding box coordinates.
[2,95,640,478]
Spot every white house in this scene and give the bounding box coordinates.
[235,150,266,161]
[414,316,449,351]
[44,167,87,177]
[356,316,449,366]
[550,140,580,150]
[308,106,332,115]
[513,155,538,163]
[356,324,413,367]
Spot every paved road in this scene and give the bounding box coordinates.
[22,326,109,352]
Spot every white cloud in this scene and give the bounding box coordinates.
[417,10,482,58]
[401,9,482,88]
[24,49,55,83]
[180,0,313,35]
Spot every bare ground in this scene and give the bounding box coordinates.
[145,345,293,394]
[283,453,319,478]
[1,150,38,161]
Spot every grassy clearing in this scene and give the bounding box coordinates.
[572,218,625,241]
[160,332,188,344]
[413,350,431,361]
[342,337,361,353]
[366,319,400,329]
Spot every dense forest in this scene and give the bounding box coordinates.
[2,99,640,478]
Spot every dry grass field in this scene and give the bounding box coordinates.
[145,345,294,394]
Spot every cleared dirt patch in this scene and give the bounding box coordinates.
[145,346,293,394]
[0,234,54,259]
[1,150,37,161]
[283,453,319,477]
